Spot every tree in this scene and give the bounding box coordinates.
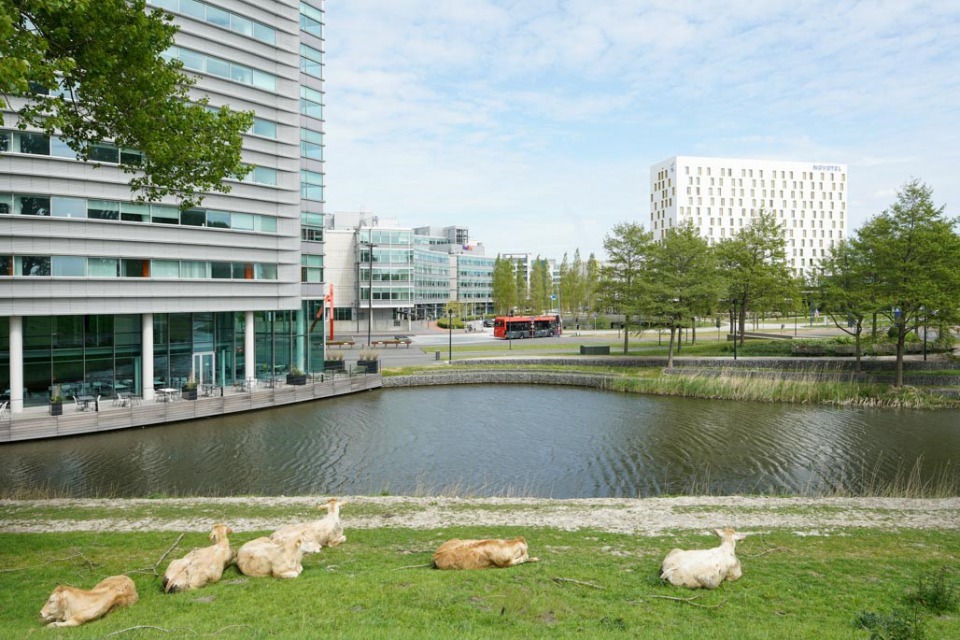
[599,222,655,354]
[528,257,548,314]
[854,180,960,386]
[648,222,722,367]
[515,260,528,312]
[584,253,600,317]
[1,0,253,208]
[491,256,516,315]
[816,240,874,372]
[717,209,796,346]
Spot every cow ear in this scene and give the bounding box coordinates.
[713,528,724,538]
[734,532,747,541]
[227,527,234,535]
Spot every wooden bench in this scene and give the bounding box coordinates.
[371,339,412,348]
[325,339,356,348]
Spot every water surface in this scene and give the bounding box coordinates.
[1,386,957,498]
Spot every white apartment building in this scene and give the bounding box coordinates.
[650,156,847,277]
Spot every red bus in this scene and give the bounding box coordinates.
[493,315,562,339]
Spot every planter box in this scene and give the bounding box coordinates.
[579,345,610,355]
[324,360,345,372]
[50,402,63,416]
[181,387,198,401]
[286,374,307,386]
[358,359,380,374]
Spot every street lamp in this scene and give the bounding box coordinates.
[360,241,376,346]
[447,306,453,363]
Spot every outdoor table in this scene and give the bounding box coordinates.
[77,395,95,411]
[156,388,177,403]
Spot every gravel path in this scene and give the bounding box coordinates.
[2,496,959,535]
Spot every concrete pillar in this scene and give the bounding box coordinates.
[245,311,255,383]
[142,313,154,401]
[9,316,23,413]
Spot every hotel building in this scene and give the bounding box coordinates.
[650,156,847,276]
[1,1,325,414]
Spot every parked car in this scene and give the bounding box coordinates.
[482,319,494,327]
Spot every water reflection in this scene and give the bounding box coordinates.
[1,386,957,498]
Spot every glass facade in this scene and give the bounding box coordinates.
[1,306,329,409]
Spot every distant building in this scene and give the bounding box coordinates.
[650,156,847,277]
[325,214,494,336]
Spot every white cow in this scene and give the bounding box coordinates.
[270,498,347,553]
[162,523,234,594]
[660,528,746,589]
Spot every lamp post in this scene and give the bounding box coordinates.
[360,241,376,346]
[447,306,453,363]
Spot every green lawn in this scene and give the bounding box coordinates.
[3,526,958,639]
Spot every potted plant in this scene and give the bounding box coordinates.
[50,391,63,416]
[323,350,346,372]
[286,366,307,386]
[182,376,198,401]
[357,349,380,374]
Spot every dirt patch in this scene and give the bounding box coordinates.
[2,496,958,535]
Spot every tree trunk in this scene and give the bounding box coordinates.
[622,316,629,355]
[738,303,747,347]
[667,326,676,368]
[854,326,863,374]
[691,321,697,345]
[894,320,906,387]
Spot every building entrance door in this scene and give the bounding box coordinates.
[193,352,216,386]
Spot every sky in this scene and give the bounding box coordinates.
[322,0,960,262]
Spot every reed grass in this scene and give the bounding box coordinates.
[601,370,960,409]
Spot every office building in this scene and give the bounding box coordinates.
[1,1,325,413]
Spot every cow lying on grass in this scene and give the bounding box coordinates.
[433,537,539,570]
[40,575,138,627]
[271,498,347,553]
[660,528,746,589]
[237,534,307,579]
[162,523,234,594]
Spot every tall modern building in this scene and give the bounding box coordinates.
[1,1,325,413]
[650,156,847,276]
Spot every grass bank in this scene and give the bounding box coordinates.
[1,497,958,639]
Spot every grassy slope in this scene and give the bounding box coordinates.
[3,524,958,639]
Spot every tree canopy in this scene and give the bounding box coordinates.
[599,222,655,354]
[1,0,253,208]
[850,180,960,385]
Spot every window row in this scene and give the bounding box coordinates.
[300,2,323,37]
[301,254,323,283]
[148,0,277,44]
[301,128,323,160]
[300,44,323,79]
[162,46,276,92]
[301,86,323,120]
[1,130,144,164]
[0,256,278,280]
[0,193,278,233]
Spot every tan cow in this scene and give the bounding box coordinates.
[433,537,540,570]
[40,575,138,627]
[236,534,307,579]
[162,523,234,594]
[660,528,747,589]
[271,498,347,553]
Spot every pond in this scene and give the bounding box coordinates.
[1,386,958,498]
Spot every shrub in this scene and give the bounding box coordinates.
[904,568,958,615]
[854,607,927,640]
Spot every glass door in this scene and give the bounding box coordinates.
[192,352,215,386]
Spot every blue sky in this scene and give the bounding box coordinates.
[322,0,960,261]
